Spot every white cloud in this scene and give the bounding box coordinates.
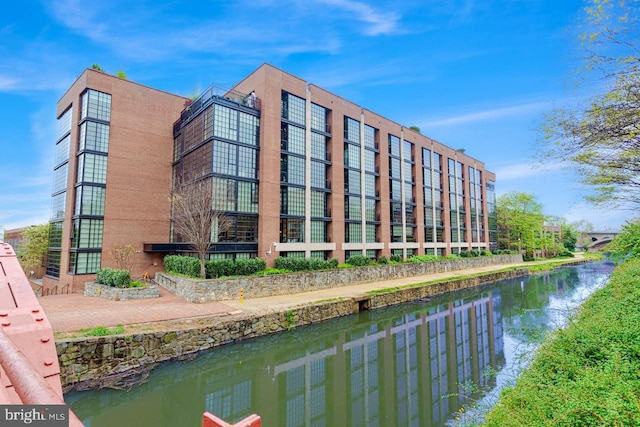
[422,101,549,128]
[316,0,402,35]
[493,161,567,181]
[562,202,636,232]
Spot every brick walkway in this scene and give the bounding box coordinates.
[39,286,235,333]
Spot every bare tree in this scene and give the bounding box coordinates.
[170,175,233,278]
[110,243,137,274]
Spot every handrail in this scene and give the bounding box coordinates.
[0,329,84,426]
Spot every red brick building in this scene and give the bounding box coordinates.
[44,64,497,295]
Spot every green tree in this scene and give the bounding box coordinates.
[116,69,127,79]
[92,63,104,71]
[18,224,50,277]
[497,192,545,257]
[541,0,640,207]
[605,218,640,262]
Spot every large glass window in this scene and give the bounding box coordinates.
[310,103,327,132]
[75,185,105,216]
[364,174,376,198]
[52,164,68,194]
[345,169,361,195]
[69,252,101,275]
[81,90,111,122]
[283,124,305,155]
[238,113,259,145]
[311,191,327,217]
[57,107,72,138]
[50,194,66,221]
[77,153,107,184]
[71,219,103,248]
[79,121,110,153]
[389,135,400,157]
[281,187,305,216]
[345,223,362,243]
[213,104,238,141]
[280,218,304,243]
[282,92,306,125]
[311,132,327,160]
[364,125,376,149]
[345,143,360,169]
[311,161,327,189]
[344,117,360,143]
[310,221,327,243]
[345,196,362,220]
[55,135,70,166]
[281,155,305,185]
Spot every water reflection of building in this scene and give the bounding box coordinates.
[68,293,504,427]
[203,293,504,427]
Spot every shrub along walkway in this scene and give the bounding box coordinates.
[41,255,585,337]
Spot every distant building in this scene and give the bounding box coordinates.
[3,227,27,253]
[43,64,497,295]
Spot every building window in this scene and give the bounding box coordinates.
[75,185,105,216]
[345,143,360,169]
[238,113,259,146]
[45,250,61,278]
[81,90,111,122]
[77,153,107,184]
[280,218,304,243]
[69,252,101,275]
[71,219,103,249]
[57,107,72,138]
[364,125,376,149]
[52,164,68,194]
[310,221,327,243]
[311,132,328,160]
[389,135,400,157]
[213,104,238,141]
[344,117,360,143]
[281,187,305,216]
[365,224,377,243]
[48,222,63,248]
[79,121,109,153]
[311,191,327,217]
[345,196,362,220]
[50,194,66,221]
[282,123,305,155]
[55,135,70,167]
[311,161,327,189]
[345,223,362,243]
[345,169,361,195]
[281,155,305,186]
[282,92,306,126]
[310,103,328,132]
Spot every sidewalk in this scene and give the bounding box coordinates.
[40,256,582,335]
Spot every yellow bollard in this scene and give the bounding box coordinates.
[240,288,244,305]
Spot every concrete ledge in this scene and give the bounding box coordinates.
[155,254,523,303]
[84,282,160,301]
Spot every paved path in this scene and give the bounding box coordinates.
[40,256,583,334]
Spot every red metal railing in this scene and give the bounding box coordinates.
[203,412,261,427]
[0,242,83,426]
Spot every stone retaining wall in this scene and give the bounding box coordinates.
[59,266,528,392]
[84,282,160,301]
[155,254,523,302]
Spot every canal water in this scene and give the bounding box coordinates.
[65,262,613,427]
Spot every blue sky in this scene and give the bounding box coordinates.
[0,0,633,232]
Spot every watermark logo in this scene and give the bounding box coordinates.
[1,405,68,426]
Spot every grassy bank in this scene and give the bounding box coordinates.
[483,258,640,426]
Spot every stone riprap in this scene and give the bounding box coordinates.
[84,282,160,301]
[155,254,523,303]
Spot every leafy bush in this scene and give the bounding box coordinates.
[481,250,492,256]
[255,267,291,276]
[164,255,200,277]
[345,255,371,266]
[407,254,439,263]
[443,254,459,260]
[274,257,338,272]
[96,268,131,288]
[233,258,266,276]
[390,254,403,263]
[378,255,388,265]
[205,258,235,278]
